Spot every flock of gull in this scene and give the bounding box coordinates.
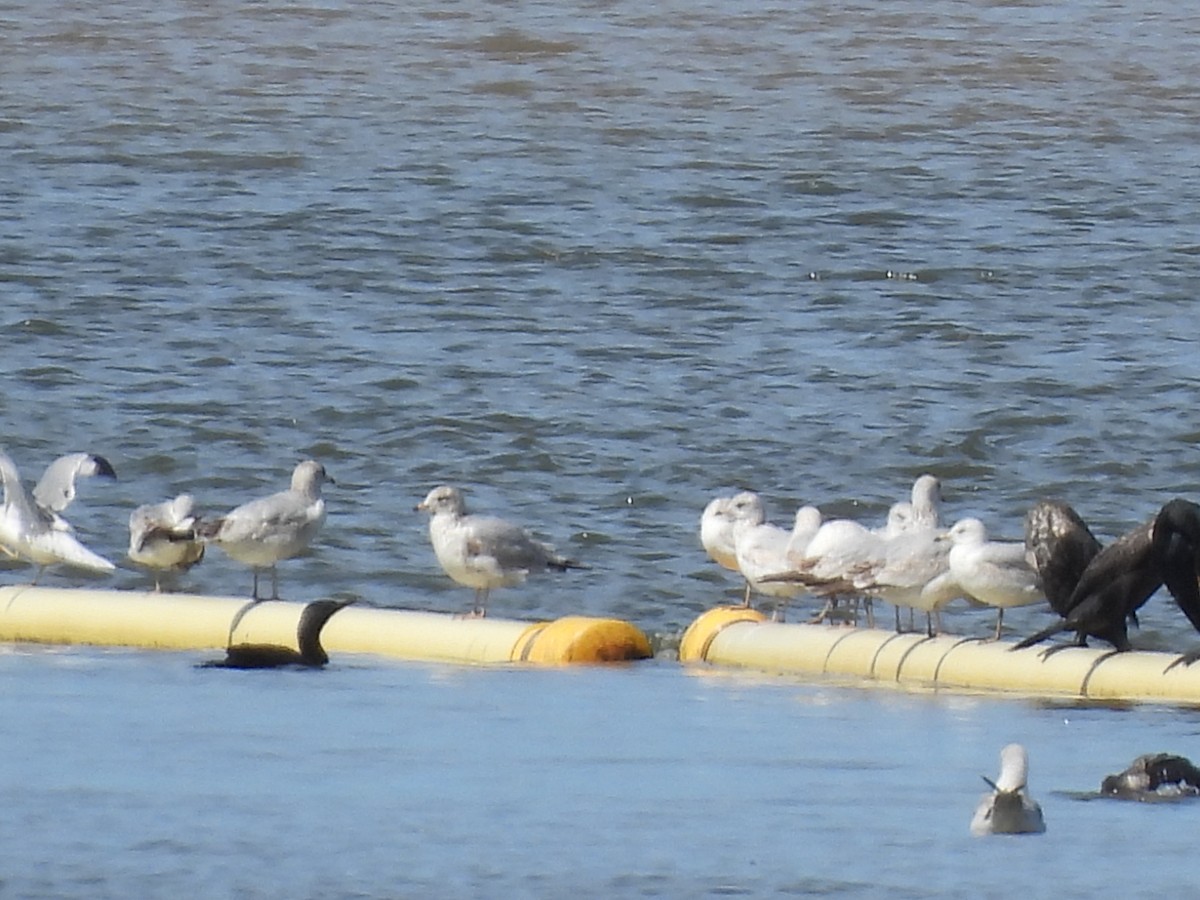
[0,450,586,620]
[5,449,1200,658]
[7,450,1200,822]
[700,474,1200,655]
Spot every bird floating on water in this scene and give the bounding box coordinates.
[199,460,330,601]
[128,493,206,591]
[1100,753,1200,801]
[415,484,587,617]
[0,450,117,581]
[970,743,1046,836]
[201,598,355,669]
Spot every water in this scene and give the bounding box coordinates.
[2,0,1200,894]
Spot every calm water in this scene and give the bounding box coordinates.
[3,0,1200,895]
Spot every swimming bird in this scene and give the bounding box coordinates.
[1100,753,1200,800]
[944,518,1041,640]
[415,484,587,617]
[0,450,117,580]
[970,743,1046,836]
[1024,500,1102,617]
[128,493,205,591]
[202,598,355,669]
[199,460,330,601]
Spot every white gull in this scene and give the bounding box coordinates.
[0,450,117,580]
[199,460,329,600]
[416,484,586,617]
[970,743,1046,836]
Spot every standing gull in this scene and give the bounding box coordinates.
[199,460,330,601]
[970,743,1046,836]
[128,493,206,591]
[0,450,116,580]
[943,518,1041,640]
[416,485,587,617]
[728,493,814,620]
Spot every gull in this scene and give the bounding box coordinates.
[970,743,1046,836]
[31,452,119,514]
[201,598,355,669]
[128,494,206,591]
[943,518,1041,640]
[0,450,117,580]
[850,523,956,636]
[700,495,741,573]
[199,460,330,600]
[907,473,944,530]
[415,484,586,617]
[728,493,817,620]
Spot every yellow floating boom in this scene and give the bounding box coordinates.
[680,606,1200,705]
[0,585,652,665]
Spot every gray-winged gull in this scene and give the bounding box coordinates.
[199,460,330,601]
[415,484,586,617]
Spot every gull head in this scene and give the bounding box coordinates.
[416,484,468,518]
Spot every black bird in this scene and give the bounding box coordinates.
[1101,753,1200,800]
[1014,517,1158,652]
[1016,498,1200,653]
[201,599,355,669]
[1024,500,1102,617]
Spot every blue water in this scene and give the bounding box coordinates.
[4,0,1200,894]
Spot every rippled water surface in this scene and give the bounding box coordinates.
[3,0,1200,895]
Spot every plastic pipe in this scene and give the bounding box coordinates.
[680,606,1200,704]
[0,585,652,665]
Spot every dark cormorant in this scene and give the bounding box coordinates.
[202,598,355,669]
[1101,753,1200,800]
[1016,498,1200,653]
[1023,499,1102,617]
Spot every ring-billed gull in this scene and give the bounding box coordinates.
[201,598,355,669]
[849,522,956,636]
[199,460,330,601]
[1015,499,1200,656]
[415,484,587,617]
[726,492,815,620]
[128,494,205,591]
[943,518,1041,640]
[0,450,116,580]
[700,491,772,605]
[970,743,1046,836]
[907,474,944,529]
[1101,753,1200,800]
